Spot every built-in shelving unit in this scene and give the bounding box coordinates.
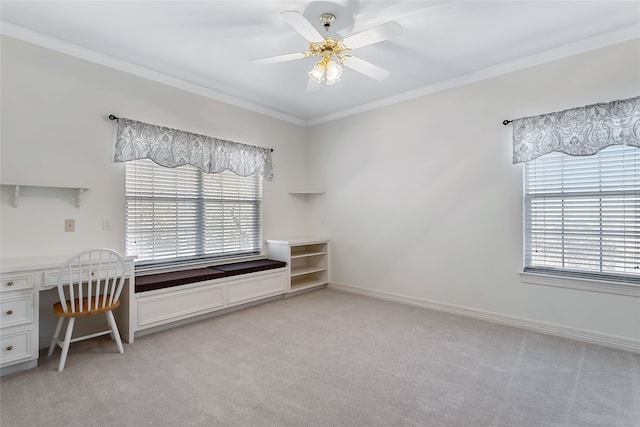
[266,238,329,294]
[1,184,89,208]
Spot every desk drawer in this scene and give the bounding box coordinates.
[0,329,33,366]
[0,294,33,328]
[0,274,34,292]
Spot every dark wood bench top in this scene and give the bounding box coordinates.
[210,259,286,277]
[135,268,226,293]
[135,259,286,293]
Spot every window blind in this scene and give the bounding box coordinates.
[125,159,262,266]
[524,145,640,283]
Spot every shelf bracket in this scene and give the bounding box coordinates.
[13,185,20,207]
[76,188,85,208]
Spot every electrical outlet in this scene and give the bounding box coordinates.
[103,219,112,231]
[65,219,75,232]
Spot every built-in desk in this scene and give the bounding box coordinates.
[0,256,136,376]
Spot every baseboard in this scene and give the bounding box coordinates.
[328,283,640,354]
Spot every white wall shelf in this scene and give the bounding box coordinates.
[1,184,89,208]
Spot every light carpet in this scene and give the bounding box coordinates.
[1,288,639,426]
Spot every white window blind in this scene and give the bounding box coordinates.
[125,159,262,266]
[524,145,640,283]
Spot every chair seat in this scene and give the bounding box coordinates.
[53,297,120,318]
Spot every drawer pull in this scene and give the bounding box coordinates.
[6,346,13,351]
[6,310,13,315]
[6,281,13,286]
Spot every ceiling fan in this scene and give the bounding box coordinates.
[252,11,402,86]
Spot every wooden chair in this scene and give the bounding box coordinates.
[48,248,128,371]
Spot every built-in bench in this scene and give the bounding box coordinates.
[126,259,288,342]
[134,259,286,293]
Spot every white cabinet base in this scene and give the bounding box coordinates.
[130,268,287,341]
[137,283,225,328]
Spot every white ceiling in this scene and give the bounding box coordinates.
[1,1,639,125]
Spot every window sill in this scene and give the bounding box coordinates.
[519,271,640,298]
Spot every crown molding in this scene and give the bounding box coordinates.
[2,20,638,128]
[307,24,640,126]
[0,21,307,127]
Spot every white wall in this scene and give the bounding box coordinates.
[2,34,639,349]
[307,39,640,344]
[0,35,310,262]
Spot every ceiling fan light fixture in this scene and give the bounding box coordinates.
[308,61,325,83]
[325,59,343,85]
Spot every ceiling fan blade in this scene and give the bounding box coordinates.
[251,52,307,65]
[342,56,390,81]
[281,11,325,43]
[342,21,402,50]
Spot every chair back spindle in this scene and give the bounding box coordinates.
[56,249,127,315]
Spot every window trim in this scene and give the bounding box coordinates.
[519,270,640,297]
[520,145,640,294]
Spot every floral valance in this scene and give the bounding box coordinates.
[512,95,640,164]
[114,117,273,180]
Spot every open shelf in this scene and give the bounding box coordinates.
[290,250,326,259]
[290,276,327,292]
[291,266,326,277]
[266,238,329,294]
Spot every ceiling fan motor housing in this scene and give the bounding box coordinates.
[309,38,348,57]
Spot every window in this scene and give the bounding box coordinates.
[523,145,640,284]
[125,160,262,267]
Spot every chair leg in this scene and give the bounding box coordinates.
[48,317,65,357]
[106,310,124,354]
[58,317,75,372]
